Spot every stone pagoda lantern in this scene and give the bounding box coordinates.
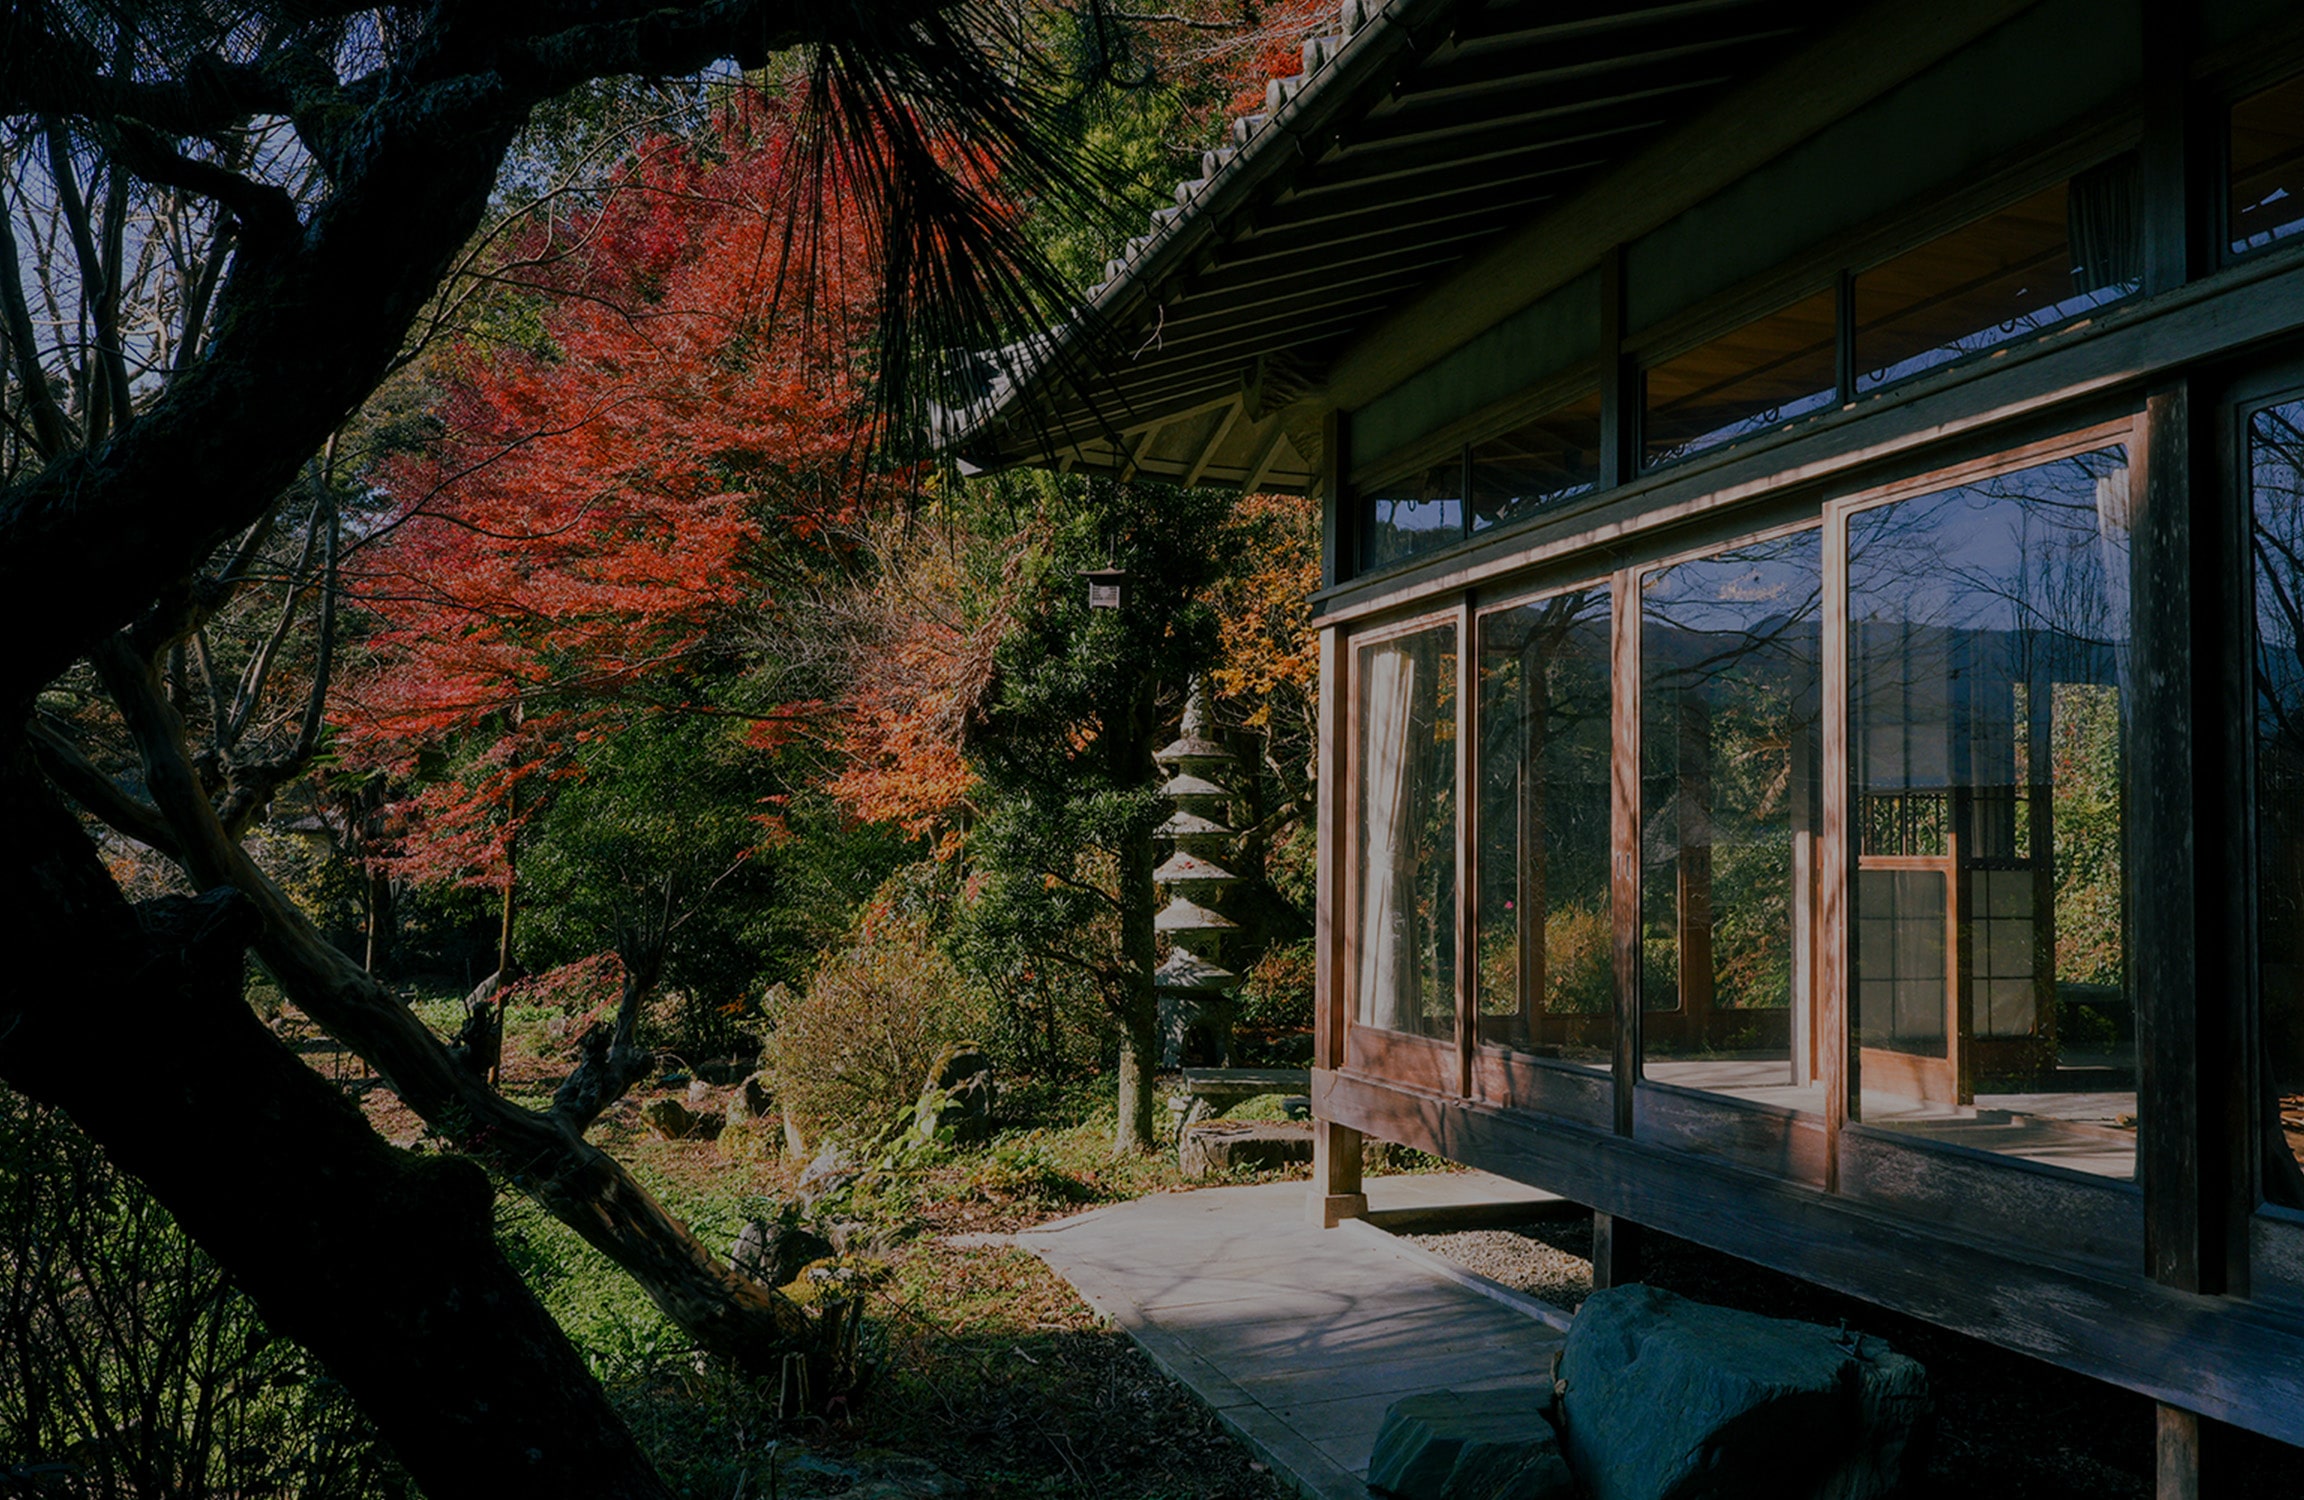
[1153,680,1242,1066]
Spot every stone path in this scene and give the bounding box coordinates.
[1015,1172,1572,1499]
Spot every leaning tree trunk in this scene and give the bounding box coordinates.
[90,638,814,1369]
[0,735,675,1500]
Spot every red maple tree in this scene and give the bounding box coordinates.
[337,102,882,921]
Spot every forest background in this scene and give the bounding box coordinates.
[0,1,1339,1496]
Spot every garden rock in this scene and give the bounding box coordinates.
[796,1142,859,1209]
[730,1218,834,1288]
[1559,1284,1931,1500]
[1368,1387,1575,1499]
[641,1096,722,1142]
[1178,1119,1313,1178]
[824,1217,901,1257]
[914,1042,996,1144]
[718,1072,780,1158]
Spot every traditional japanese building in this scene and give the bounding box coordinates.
[954,0,2304,1483]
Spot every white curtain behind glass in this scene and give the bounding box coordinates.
[1358,645,1416,1030]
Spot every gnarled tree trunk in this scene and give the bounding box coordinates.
[0,734,675,1500]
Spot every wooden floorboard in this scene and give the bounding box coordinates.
[1016,1172,1569,1497]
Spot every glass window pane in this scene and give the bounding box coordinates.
[1847,446,2135,1181]
[1472,392,1604,533]
[1362,459,1465,573]
[1855,162,2140,395]
[2250,399,2304,1206]
[1642,289,1838,470]
[1640,531,1824,1112]
[2232,73,2304,256]
[1354,623,1459,1039]
[1477,587,1613,1070]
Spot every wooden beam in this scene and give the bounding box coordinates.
[1117,419,1166,482]
[1312,1065,2304,1446]
[1242,423,1294,493]
[1321,0,2041,412]
[1183,400,1244,488]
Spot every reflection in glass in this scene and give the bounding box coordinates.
[1476,588,1613,1069]
[1642,289,1838,470]
[1354,623,1459,1039]
[1640,531,1823,1110]
[2232,73,2304,256]
[2250,400,2304,1206]
[1855,160,2140,394]
[1847,447,2135,1180]
[1363,460,1466,573]
[1472,392,1604,533]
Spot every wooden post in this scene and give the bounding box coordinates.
[2134,384,2244,1297]
[1310,1118,1368,1227]
[2157,1404,2205,1500]
[1611,568,1642,1137]
[1592,1212,1643,1289]
[1310,617,1367,1228]
[1457,597,1478,1098]
[1599,246,1633,489]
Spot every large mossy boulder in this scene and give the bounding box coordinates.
[1559,1284,1930,1500]
[1368,1387,1575,1499]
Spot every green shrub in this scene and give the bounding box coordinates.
[766,917,992,1149]
[1237,939,1314,1036]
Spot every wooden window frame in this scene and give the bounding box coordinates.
[1624,514,1831,1184]
[1817,416,2149,1242]
[2224,359,2304,1308]
[1465,571,1625,1130]
[1340,605,1467,1097]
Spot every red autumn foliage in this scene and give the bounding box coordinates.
[1225,0,1341,115]
[337,102,880,890]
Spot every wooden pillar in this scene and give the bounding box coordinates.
[1598,246,1634,489]
[1309,1118,1368,1227]
[2157,1404,2222,1500]
[1611,568,1642,1137]
[1592,1211,1643,1290]
[1310,608,1367,1228]
[2134,383,2246,1297]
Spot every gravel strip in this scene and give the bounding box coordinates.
[1405,1223,1595,1312]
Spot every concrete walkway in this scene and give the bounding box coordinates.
[1015,1173,1573,1499]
